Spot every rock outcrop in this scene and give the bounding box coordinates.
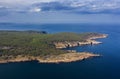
[54,34,107,48]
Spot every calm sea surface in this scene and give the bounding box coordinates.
[0,23,120,79]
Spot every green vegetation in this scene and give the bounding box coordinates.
[0,30,102,58]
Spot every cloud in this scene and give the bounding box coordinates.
[29,7,41,12]
[0,6,10,16]
[0,0,55,5]
[0,0,120,14]
[32,2,74,11]
[31,0,120,14]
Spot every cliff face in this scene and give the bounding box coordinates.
[88,34,108,40]
[54,34,107,49]
[54,41,101,49]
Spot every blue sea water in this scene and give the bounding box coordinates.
[0,23,120,79]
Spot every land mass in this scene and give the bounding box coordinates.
[0,31,107,63]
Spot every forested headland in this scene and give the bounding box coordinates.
[0,30,107,63]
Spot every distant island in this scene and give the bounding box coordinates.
[0,30,107,63]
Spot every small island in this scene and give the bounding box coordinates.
[0,30,107,63]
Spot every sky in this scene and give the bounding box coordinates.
[0,0,120,24]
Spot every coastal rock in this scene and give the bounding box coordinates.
[54,34,107,49]
[38,52,100,63]
[0,52,100,64]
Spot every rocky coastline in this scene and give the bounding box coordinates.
[0,33,107,64]
[0,52,100,64]
[54,34,107,48]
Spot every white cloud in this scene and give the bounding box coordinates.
[0,0,120,14]
[0,6,4,8]
[0,0,55,4]
[0,0,56,12]
[30,7,41,12]
[0,0,120,23]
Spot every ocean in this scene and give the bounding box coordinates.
[0,23,120,79]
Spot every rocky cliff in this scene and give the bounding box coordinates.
[54,34,107,48]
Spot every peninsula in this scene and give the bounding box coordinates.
[0,31,107,63]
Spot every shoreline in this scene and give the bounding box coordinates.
[0,32,107,64]
[0,52,100,64]
[54,34,108,49]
